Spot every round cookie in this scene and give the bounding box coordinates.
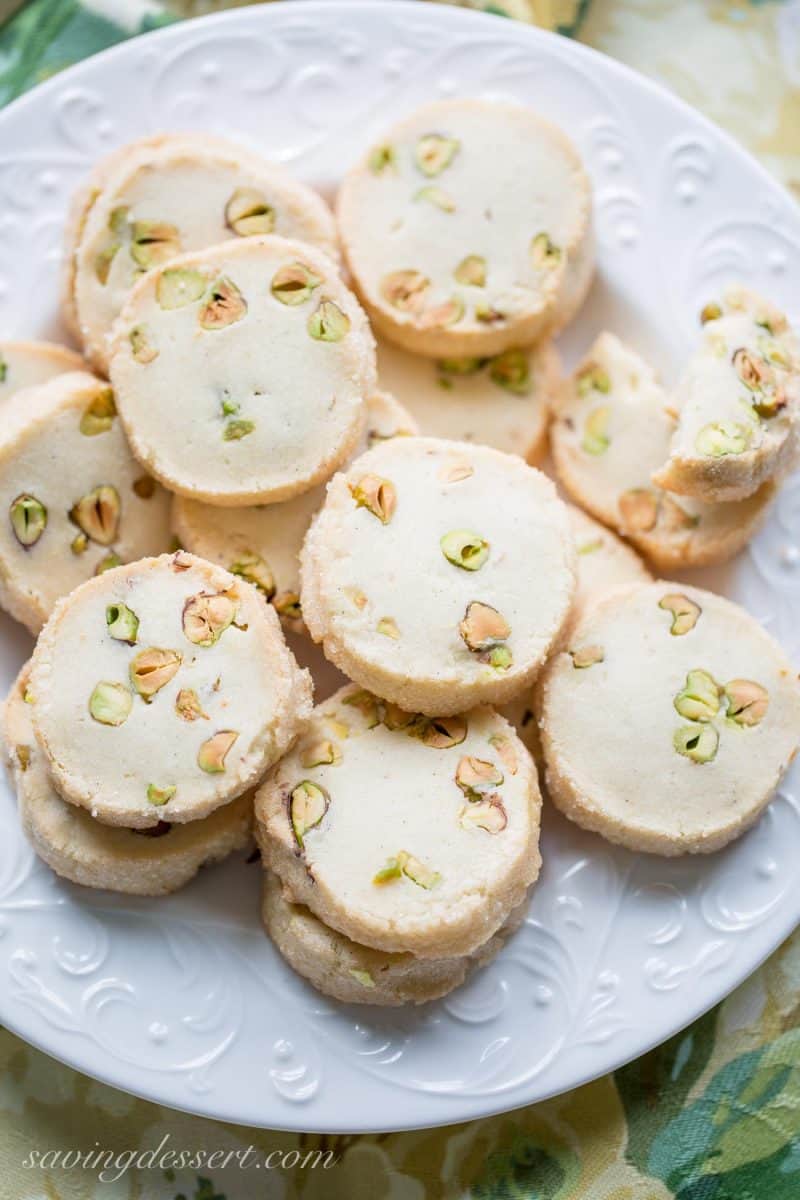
[30,552,313,829]
[337,99,592,357]
[0,341,85,410]
[376,337,559,462]
[0,371,172,634]
[261,872,529,1007]
[256,683,540,957]
[300,436,577,715]
[550,333,775,571]
[539,581,800,855]
[2,665,252,896]
[651,302,800,502]
[70,133,338,372]
[109,236,375,506]
[170,392,417,635]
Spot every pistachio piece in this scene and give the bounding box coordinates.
[488,732,518,775]
[459,601,510,652]
[373,857,402,884]
[10,494,47,548]
[130,648,182,701]
[105,602,139,645]
[619,488,659,533]
[79,387,116,436]
[300,739,342,768]
[530,232,561,268]
[485,644,513,670]
[349,969,375,989]
[440,529,489,572]
[223,419,255,441]
[109,205,130,236]
[132,475,156,500]
[674,669,720,722]
[71,532,88,556]
[732,347,774,394]
[147,783,176,807]
[418,296,464,329]
[415,186,456,212]
[230,553,275,599]
[659,593,701,636]
[343,689,382,728]
[415,133,460,177]
[489,349,530,395]
[582,406,611,455]
[398,850,440,889]
[156,267,207,310]
[15,745,30,772]
[475,303,506,325]
[368,144,395,174]
[460,795,507,833]
[724,679,769,727]
[325,716,349,740]
[273,591,302,622]
[377,616,400,639]
[89,681,132,726]
[199,276,247,330]
[576,364,612,397]
[69,485,120,546]
[577,538,603,556]
[381,270,430,314]
[290,780,329,845]
[129,326,158,364]
[414,715,468,749]
[382,702,415,731]
[455,755,503,798]
[94,244,119,285]
[175,688,208,722]
[224,187,275,236]
[198,730,238,774]
[182,591,237,646]
[95,552,121,575]
[270,262,322,306]
[307,299,350,342]
[349,474,396,524]
[570,644,604,669]
[130,220,180,269]
[673,724,719,764]
[437,357,485,376]
[454,255,486,286]
[695,421,751,457]
[700,301,722,325]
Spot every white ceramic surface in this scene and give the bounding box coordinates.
[0,0,798,1133]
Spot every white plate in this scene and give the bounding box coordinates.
[0,0,799,1134]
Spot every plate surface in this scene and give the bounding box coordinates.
[0,0,799,1134]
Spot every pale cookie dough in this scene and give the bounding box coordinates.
[376,337,559,462]
[2,665,252,895]
[109,236,375,506]
[30,552,312,829]
[0,371,172,634]
[539,581,800,855]
[300,437,576,716]
[652,299,800,502]
[550,333,775,571]
[261,871,528,1006]
[171,392,417,635]
[70,133,338,372]
[0,341,85,410]
[337,99,592,358]
[255,684,541,957]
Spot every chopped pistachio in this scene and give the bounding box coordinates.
[89,681,132,726]
[106,602,139,645]
[368,144,395,174]
[381,270,430,313]
[175,688,208,722]
[695,421,751,457]
[399,850,440,889]
[230,553,275,599]
[413,714,468,749]
[475,303,505,325]
[570,644,604,669]
[489,732,518,775]
[582,406,611,455]
[95,552,121,575]
[349,474,396,523]
[576,364,611,397]
[377,616,400,639]
[459,601,510,652]
[414,133,460,177]
[71,532,88,556]
[108,205,130,236]
[271,261,322,306]
[10,494,47,548]
[489,349,530,395]
[130,220,180,269]
[94,244,119,284]
[674,669,720,722]
[132,475,156,500]
[156,267,207,310]
[619,488,659,533]
[183,590,237,646]
[223,418,255,441]
[198,729,238,773]
[485,644,513,670]
[290,780,329,845]
[307,299,350,341]
[437,356,485,376]
[147,783,176,807]
[349,968,375,989]
[382,702,415,731]
[343,688,381,728]
[673,723,719,764]
[732,347,774,394]
[454,255,486,287]
[700,301,722,325]
[273,591,302,622]
[79,387,116,436]
[225,187,275,236]
[577,538,603,556]
[69,485,120,546]
[373,857,402,884]
[419,296,465,329]
[300,739,342,768]
[130,326,158,364]
[724,679,769,727]
[199,276,247,329]
[530,232,561,268]
[659,593,701,636]
[130,647,182,701]
[440,529,489,571]
[460,796,507,833]
[415,185,456,212]
[455,755,503,799]
[15,745,30,772]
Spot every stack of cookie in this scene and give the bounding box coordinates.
[1,100,799,1008]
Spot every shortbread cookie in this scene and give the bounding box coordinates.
[70,133,338,372]
[550,333,775,571]
[109,236,374,506]
[2,665,252,895]
[337,99,592,357]
[376,338,558,461]
[261,871,528,1006]
[171,392,416,634]
[0,371,172,634]
[256,684,540,957]
[301,437,576,715]
[539,581,800,855]
[30,552,312,829]
[0,341,85,410]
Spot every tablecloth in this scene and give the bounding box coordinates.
[0,3,798,1198]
